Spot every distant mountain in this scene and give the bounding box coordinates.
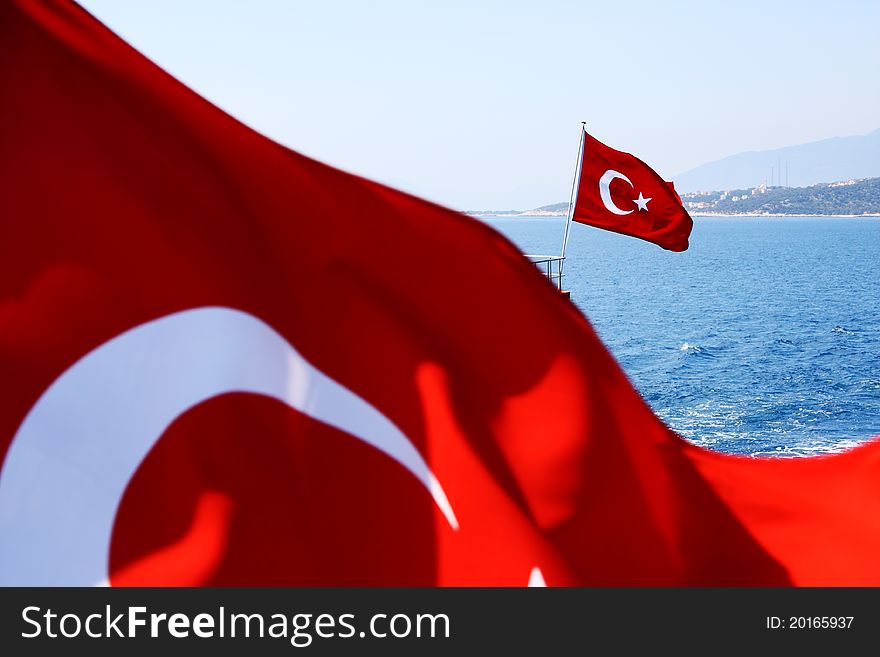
[467,202,568,217]
[468,176,880,217]
[673,129,880,193]
[681,177,880,216]
[523,202,569,216]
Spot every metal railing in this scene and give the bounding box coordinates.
[526,254,565,292]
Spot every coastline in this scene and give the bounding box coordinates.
[471,212,880,219]
[692,212,880,218]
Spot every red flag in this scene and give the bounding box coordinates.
[574,130,693,251]
[2,0,880,587]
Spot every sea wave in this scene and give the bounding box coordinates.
[749,439,867,458]
[679,343,716,358]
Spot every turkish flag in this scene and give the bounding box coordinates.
[2,0,880,587]
[574,130,693,251]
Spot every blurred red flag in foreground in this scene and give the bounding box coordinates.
[574,130,693,251]
[1,0,878,587]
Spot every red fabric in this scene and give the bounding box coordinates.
[2,0,879,586]
[574,131,693,251]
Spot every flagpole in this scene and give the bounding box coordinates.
[560,122,586,262]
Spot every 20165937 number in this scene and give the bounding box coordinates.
[766,616,854,630]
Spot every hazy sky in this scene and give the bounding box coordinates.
[78,0,879,210]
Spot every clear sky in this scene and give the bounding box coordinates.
[78,0,879,210]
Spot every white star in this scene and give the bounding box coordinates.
[633,192,651,212]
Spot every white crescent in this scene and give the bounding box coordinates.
[598,169,634,215]
[0,306,458,586]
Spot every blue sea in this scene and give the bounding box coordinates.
[482,216,880,456]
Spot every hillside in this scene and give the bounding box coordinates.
[681,177,880,216]
[673,129,880,193]
[522,202,569,216]
[468,177,880,217]
[468,202,568,217]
